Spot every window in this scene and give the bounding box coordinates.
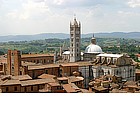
[71,27,74,31]
[6,87,8,92]
[31,86,33,91]
[108,70,110,75]
[130,69,132,76]
[44,59,46,63]
[116,70,119,75]
[45,70,48,74]
[14,87,17,91]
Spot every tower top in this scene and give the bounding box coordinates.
[70,16,80,27]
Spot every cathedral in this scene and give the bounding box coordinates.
[58,17,136,82]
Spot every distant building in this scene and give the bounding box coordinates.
[70,17,81,62]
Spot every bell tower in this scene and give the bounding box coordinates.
[70,17,81,62]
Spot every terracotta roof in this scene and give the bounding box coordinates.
[93,86,108,91]
[62,84,77,93]
[21,53,54,58]
[11,75,32,81]
[38,74,56,79]
[0,75,11,81]
[124,81,137,86]
[2,79,21,86]
[60,63,79,67]
[21,78,55,86]
[126,85,138,88]
[57,77,68,81]
[68,76,84,83]
[28,64,60,70]
[80,88,94,93]
[111,89,127,93]
[48,82,60,87]
[110,83,119,89]
[70,83,81,92]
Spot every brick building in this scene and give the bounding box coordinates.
[21,53,54,64]
[7,50,21,76]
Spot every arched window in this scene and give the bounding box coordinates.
[108,70,110,75]
[123,68,126,78]
[100,69,104,76]
[116,70,119,75]
[130,69,132,77]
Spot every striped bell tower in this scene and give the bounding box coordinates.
[70,17,81,62]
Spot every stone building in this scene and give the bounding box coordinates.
[70,17,81,62]
[92,53,135,81]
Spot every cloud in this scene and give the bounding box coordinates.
[0,0,140,35]
[6,0,49,20]
[128,0,140,7]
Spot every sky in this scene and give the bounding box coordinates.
[0,0,140,35]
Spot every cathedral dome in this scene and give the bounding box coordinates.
[85,36,103,54]
[85,44,103,54]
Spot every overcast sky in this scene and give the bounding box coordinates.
[0,0,140,35]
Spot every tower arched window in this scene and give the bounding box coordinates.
[130,69,132,77]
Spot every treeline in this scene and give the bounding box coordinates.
[0,38,140,61]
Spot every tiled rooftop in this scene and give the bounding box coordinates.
[62,84,77,93]
[57,77,68,81]
[68,76,84,83]
[21,53,54,58]
[60,63,79,67]
[12,75,32,81]
[28,64,60,70]
[21,78,55,86]
[48,82,60,87]
[38,74,56,79]
[2,79,21,86]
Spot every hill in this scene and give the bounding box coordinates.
[0,32,140,42]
